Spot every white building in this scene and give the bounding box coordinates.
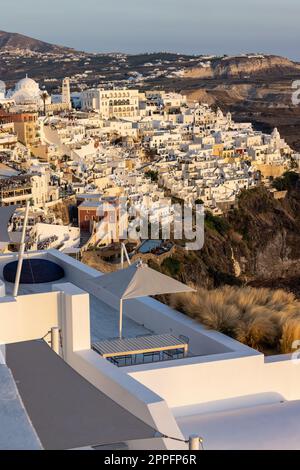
[0,173,49,207]
[7,76,50,109]
[81,88,139,119]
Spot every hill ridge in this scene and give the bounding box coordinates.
[0,30,79,54]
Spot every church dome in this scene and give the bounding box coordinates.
[7,75,42,105]
[15,76,40,94]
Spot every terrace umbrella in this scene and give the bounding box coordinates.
[91,260,195,338]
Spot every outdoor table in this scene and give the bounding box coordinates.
[92,333,189,361]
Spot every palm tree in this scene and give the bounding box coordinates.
[41,91,49,116]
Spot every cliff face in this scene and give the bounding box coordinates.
[184,55,300,79]
[155,182,300,297]
[228,186,300,279]
[214,55,300,78]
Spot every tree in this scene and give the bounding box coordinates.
[145,170,158,182]
[272,171,300,191]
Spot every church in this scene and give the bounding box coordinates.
[2,76,71,113]
[7,75,49,109]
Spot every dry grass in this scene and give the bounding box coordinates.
[280,318,300,354]
[169,286,300,354]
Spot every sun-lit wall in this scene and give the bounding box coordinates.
[0,291,60,344]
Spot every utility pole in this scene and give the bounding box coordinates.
[13,200,30,297]
[189,435,202,450]
[51,327,60,355]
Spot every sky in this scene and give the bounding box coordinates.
[1,0,300,59]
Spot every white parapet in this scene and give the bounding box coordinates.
[52,282,185,447]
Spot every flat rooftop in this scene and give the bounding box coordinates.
[177,400,300,450]
[5,340,155,449]
[0,362,41,450]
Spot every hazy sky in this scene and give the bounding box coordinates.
[1,0,300,59]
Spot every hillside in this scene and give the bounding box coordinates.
[0,30,77,54]
[183,55,300,79]
[80,174,300,300]
[152,173,300,298]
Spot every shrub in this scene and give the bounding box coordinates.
[144,170,158,182]
[169,286,300,355]
[205,211,230,235]
[162,257,181,277]
[272,171,300,191]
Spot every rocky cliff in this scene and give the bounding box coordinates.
[153,175,300,298]
[184,55,300,79]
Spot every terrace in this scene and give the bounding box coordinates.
[0,266,194,368]
[0,250,238,366]
[2,250,300,449]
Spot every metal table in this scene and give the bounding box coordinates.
[92,333,189,360]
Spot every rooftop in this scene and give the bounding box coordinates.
[1,249,298,450]
[0,251,235,359]
[0,174,31,190]
[5,340,155,449]
[0,361,41,449]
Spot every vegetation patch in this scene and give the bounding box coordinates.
[205,211,230,236]
[144,170,158,182]
[272,171,300,191]
[170,286,300,355]
[161,257,181,277]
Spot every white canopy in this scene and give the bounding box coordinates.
[91,261,194,338]
[0,206,17,243]
[93,260,194,300]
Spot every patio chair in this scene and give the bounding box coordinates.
[114,354,133,367]
[107,356,119,366]
[179,334,190,344]
[143,351,161,363]
[163,349,183,360]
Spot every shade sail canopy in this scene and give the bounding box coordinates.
[92,261,195,300]
[0,205,17,243]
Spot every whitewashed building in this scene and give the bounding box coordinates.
[81,88,139,119]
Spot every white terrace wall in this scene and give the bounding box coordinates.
[127,353,300,416]
[124,297,251,357]
[0,292,60,345]
[53,282,184,445]
[40,252,300,421]
[3,251,300,442]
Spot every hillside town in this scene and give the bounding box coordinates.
[3,0,300,451]
[0,76,298,258]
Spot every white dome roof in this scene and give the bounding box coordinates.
[7,75,42,105]
[15,76,39,93]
